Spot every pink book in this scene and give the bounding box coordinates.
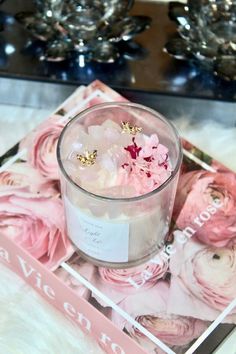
[0,80,235,354]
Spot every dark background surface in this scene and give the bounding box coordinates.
[0,0,235,102]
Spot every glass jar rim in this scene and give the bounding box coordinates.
[57,101,183,202]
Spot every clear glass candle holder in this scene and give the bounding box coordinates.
[57,102,182,268]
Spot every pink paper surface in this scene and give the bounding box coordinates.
[0,80,236,354]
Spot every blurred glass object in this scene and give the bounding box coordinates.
[15,0,151,63]
[165,0,236,81]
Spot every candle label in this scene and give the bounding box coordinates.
[64,196,129,262]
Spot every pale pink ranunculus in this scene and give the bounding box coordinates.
[0,162,58,196]
[173,170,236,247]
[55,257,95,300]
[132,315,207,349]
[168,235,236,321]
[111,282,208,350]
[0,188,74,270]
[92,255,168,306]
[20,114,65,180]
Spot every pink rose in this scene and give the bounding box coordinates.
[168,235,236,321]
[211,159,231,173]
[0,162,58,195]
[111,282,207,350]
[20,114,65,180]
[0,187,74,270]
[174,170,236,247]
[55,256,95,300]
[92,255,168,305]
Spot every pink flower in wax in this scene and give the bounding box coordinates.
[92,256,168,306]
[118,163,158,196]
[111,282,208,350]
[168,236,236,318]
[140,134,169,166]
[140,134,159,157]
[0,187,74,270]
[55,257,95,300]
[0,162,58,195]
[66,118,172,197]
[116,136,172,196]
[173,170,236,247]
[124,137,142,159]
[20,114,65,180]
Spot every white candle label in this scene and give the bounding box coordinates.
[64,196,129,262]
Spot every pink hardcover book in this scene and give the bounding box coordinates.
[0,81,235,354]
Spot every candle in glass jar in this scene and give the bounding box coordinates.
[57,102,182,268]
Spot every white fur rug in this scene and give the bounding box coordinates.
[0,101,236,354]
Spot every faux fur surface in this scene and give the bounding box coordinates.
[0,265,104,354]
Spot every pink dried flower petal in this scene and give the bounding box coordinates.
[124,138,142,160]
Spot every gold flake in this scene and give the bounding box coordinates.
[77,150,97,166]
[121,121,142,135]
